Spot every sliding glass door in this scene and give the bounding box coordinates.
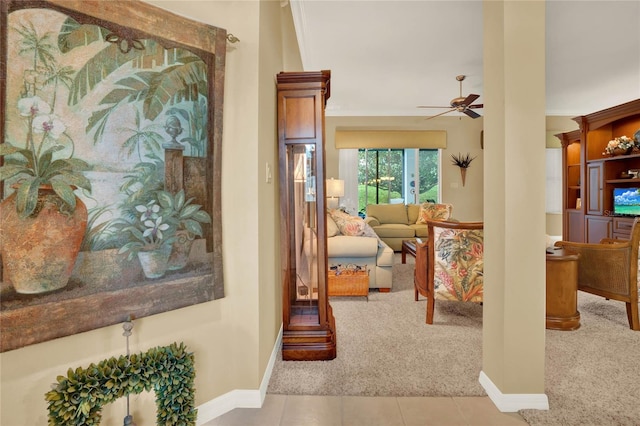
[357,149,440,215]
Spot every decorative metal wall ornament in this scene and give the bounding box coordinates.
[226,33,240,43]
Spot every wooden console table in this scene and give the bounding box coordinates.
[545,248,580,330]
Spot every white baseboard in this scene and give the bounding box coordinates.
[479,371,549,412]
[196,324,283,425]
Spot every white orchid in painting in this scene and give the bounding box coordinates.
[0,96,90,218]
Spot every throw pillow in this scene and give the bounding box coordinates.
[362,221,386,247]
[416,203,452,224]
[361,221,379,239]
[327,214,340,237]
[329,209,367,236]
[329,209,384,246]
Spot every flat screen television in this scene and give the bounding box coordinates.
[613,188,640,216]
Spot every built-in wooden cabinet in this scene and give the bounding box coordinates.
[557,129,584,242]
[586,161,604,215]
[585,215,612,243]
[557,99,640,243]
[613,216,635,240]
[566,210,585,242]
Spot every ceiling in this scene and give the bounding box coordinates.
[290,0,640,118]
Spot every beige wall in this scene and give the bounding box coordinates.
[546,115,579,148]
[325,116,485,221]
[482,0,546,397]
[257,0,299,381]
[0,1,290,425]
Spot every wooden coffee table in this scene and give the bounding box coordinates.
[401,240,417,263]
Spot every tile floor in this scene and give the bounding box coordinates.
[204,394,529,426]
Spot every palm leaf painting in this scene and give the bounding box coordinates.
[56,17,208,144]
[86,58,207,144]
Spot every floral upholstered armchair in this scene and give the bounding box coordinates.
[423,220,484,324]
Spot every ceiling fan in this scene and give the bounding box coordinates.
[417,75,483,119]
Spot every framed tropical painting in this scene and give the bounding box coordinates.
[0,0,226,352]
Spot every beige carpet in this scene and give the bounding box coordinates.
[268,258,485,397]
[267,256,640,425]
[519,293,640,425]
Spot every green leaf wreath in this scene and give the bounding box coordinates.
[45,342,196,425]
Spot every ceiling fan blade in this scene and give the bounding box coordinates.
[462,94,479,106]
[423,108,455,120]
[417,105,451,109]
[468,103,483,109]
[463,108,481,119]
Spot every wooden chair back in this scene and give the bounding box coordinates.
[555,217,640,330]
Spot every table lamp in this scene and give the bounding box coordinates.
[326,178,344,209]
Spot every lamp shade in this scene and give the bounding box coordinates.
[326,178,344,198]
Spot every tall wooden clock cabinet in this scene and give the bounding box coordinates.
[276,71,337,360]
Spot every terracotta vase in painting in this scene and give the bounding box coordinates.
[0,187,88,294]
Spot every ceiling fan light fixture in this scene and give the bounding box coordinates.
[418,74,483,119]
[451,97,467,108]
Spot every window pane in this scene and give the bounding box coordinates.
[358,149,403,213]
[417,149,439,203]
[357,148,439,214]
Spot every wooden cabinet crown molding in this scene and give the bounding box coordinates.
[555,129,581,148]
[574,98,640,131]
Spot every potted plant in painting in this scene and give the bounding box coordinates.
[118,198,176,279]
[0,22,92,294]
[0,96,92,294]
[157,189,211,271]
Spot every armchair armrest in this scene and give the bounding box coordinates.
[600,238,625,245]
[365,216,380,227]
[554,239,631,250]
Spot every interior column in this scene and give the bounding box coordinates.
[481,0,548,411]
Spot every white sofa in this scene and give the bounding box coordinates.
[326,209,394,290]
[327,235,394,290]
